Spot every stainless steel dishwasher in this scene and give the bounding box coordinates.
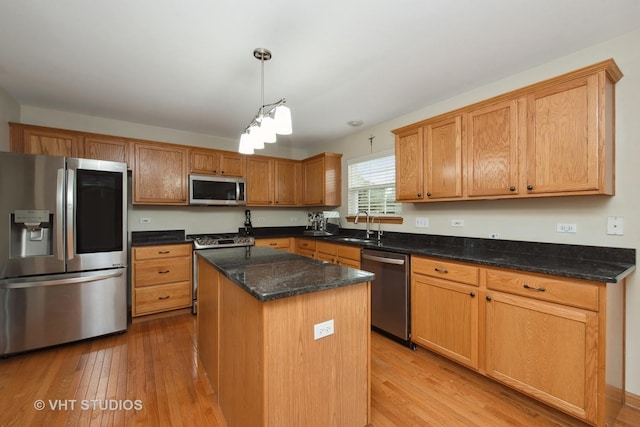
[361,248,414,349]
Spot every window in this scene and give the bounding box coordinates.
[348,150,401,216]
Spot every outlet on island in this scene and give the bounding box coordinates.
[314,319,335,340]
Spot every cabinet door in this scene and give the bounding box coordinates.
[133,143,188,205]
[412,275,478,369]
[197,258,220,394]
[424,116,462,199]
[526,75,600,194]
[274,159,298,205]
[219,152,245,177]
[302,155,325,205]
[466,100,519,197]
[246,156,273,205]
[84,136,130,167]
[23,128,83,157]
[395,127,424,201]
[190,149,219,175]
[485,291,598,424]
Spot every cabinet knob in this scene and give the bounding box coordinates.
[426,192,432,197]
[220,171,224,174]
[417,193,422,198]
[213,170,217,174]
[509,186,516,191]
[470,292,476,297]
[527,184,534,190]
[486,295,492,301]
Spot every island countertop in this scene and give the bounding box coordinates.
[195,246,374,302]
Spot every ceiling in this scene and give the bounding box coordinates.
[1,1,640,150]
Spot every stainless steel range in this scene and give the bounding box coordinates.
[187,233,255,313]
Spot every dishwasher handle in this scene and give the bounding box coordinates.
[361,253,406,265]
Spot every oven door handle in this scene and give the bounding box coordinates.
[361,253,406,265]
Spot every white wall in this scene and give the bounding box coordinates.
[323,28,640,395]
[0,86,20,151]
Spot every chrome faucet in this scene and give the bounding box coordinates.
[375,216,383,241]
[354,210,373,239]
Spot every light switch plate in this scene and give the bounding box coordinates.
[415,217,429,228]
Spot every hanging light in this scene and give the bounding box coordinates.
[238,48,292,153]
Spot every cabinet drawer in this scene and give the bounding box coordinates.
[135,281,191,315]
[133,244,192,260]
[256,238,290,250]
[485,268,599,311]
[412,256,479,286]
[337,244,361,262]
[134,258,191,287]
[296,239,316,251]
[316,241,337,256]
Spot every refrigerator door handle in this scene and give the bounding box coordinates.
[0,269,125,289]
[66,168,75,261]
[56,168,65,261]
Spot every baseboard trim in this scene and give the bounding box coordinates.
[626,390,640,409]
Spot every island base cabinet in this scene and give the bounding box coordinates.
[218,275,370,427]
[485,292,598,424]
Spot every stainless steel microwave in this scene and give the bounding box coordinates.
[189,175,246,206]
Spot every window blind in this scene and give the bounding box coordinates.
[347,150,401,216]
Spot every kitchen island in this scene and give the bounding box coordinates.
[195,246,374,427]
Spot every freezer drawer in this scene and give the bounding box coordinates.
[0,268,127,356]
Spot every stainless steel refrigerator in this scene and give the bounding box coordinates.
[0,152,128,356]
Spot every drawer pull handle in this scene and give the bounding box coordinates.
[523,283,546,292]
[158,250,170,254]
[469,292,476,297]
[269,242,277,246]
[158,270,170,274]
[434,267,448,274]
[158,295,170,300]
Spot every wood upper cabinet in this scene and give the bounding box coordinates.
[133,142,188,205]
[525,72,614,195]
[246,156,274,205]
[393,59,621,202]
[10,123,83,158]
[466,99,520,197]
[84,135,131,167]
[190,148,245,177]
[424,115,463,199]
[411,256,479,369]
[395,127,424,201]
[301,153,342,206]
[273,158,299,205]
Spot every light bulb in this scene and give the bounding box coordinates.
[238,132,254,154]
[274,105,292,135]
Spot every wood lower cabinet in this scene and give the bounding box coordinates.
[197,256,370,427]
[411,257,479,369]
[255,237,291,252]
[295,238,316,259]
[132,243,193,317]
[133,142,188,205]
[316,241,361,268]
[411,255,625,426]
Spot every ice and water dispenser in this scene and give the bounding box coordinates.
[10,209,54,258]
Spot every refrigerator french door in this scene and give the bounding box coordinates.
[0,152,128,356]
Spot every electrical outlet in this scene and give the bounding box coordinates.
[290,217,298,223]
[314,319,334,340]
[556,223,577,233]
[139,218,151,224]
[607,216,624,235]
[489,233,500,239]
[257,217,266,222]
[415,217,429,228]
[451,219,464,227]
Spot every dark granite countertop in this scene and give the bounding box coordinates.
[196,246,375,302]
[131,230,190,247]
[246,227,635,284]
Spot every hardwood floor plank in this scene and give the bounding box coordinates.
[1,313,638,427]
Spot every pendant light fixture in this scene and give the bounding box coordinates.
[238,48,292,155]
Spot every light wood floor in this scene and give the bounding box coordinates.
[1,313,638,426]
